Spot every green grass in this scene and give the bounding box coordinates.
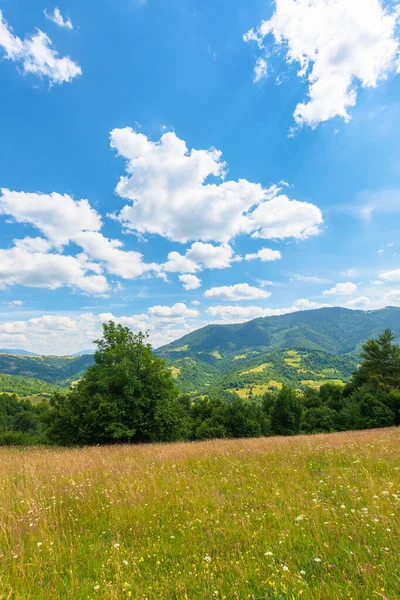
[0,428,399,599]
[301,379,345,389]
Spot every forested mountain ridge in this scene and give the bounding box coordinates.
[0,354,94,386]
[0,307,398,397]
[157,307,400,358]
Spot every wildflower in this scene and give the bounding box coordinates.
[300,570,306,575]
[37,542,42,547]
[204,555,212,563]
[123,559,128,565]
[314,558,322,563]
[264,551,273,556]
[113,543,120,549]
[94,585,100,591]
[295,515,305,521]
[282,565,289,571]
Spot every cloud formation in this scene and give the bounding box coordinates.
[245,0,400,127]
[204,283,271,301]
[44,8,73,30]
[323,282,358,296]
[110,128,323,243]
[0,10,81,84]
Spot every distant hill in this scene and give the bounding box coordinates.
[158,307,400,358]
[72,350,96,356]
[0,373,61,397]
[0,349,37,356]
[156,307,400,396]
[0,353,94,386]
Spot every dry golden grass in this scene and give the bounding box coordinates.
[0,428,399,599]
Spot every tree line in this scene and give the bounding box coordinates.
[0,322,399,445]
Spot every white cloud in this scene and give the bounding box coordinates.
[179,274,201,290]
[0,10,81,84]
[204,283,271,301]
[293,274,331,284]
[162,251,200,274]
[254,57,267,82]
[0,247,109,294]
[345,296,375,308]
[0,301,202,354]
[74,231,158,280]
[351,190,400,220]
[110,128,323,243]
[13,236,52,253]
[206,304,295,323]
[379,269,400,282]
[323,282,358,296]
[0,190,160,291]
[9,300,23,306]
[44,8,73,30]
[245,247,281,262]
[147,303,199,321]
[0,190,101,247]
[292,298,331,310]
[244,0,400,128]
[163,242,239,273]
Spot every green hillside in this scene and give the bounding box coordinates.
[157,307,400,358]
[0,353,94,386]
[0,374,61,397]
[0,307,398,398]
[165,347,358,396]
[157,307,399,396]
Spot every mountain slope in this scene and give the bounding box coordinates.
[156,307,399,395]
[158,307,400,358]
[0,354,94,386]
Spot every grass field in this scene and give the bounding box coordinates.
[0,429,399,599]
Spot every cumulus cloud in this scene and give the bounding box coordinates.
[0,189,101,247]
[110,128,322,243]
[74,231,158,280]
[0,301,202,354]
[323,282,358,296]
[44,8,73,30]
[0,247,109,294]
[206,304,295,323]
[244,0,400,127]
[0,189,160,293]
[379,268,400,282]
[163,242,239,273]
[204,283,271,301]
[0,10,81,84]
[179,274,201,290]
[245,248,281,262]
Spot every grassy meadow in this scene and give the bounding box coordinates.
[0,429,399,599]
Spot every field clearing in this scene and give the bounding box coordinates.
[229,383,282,398]
[239,363,271,376]
[301,379,344,390]
[0,429,399,599]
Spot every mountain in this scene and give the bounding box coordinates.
[0,374,61,398]
[0,353,94,387]
[156,307,400,395]
[158,307,400,358]
[72,350,96,356]
[0,349,37,356]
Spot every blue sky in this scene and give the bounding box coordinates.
[0,0,400,354]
